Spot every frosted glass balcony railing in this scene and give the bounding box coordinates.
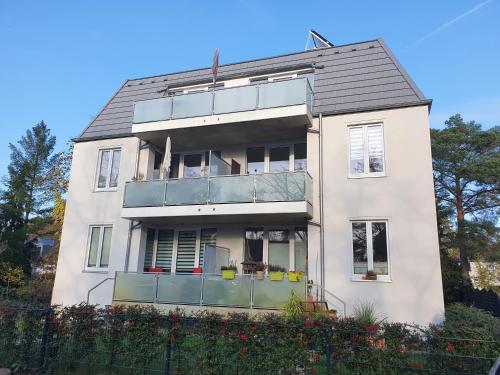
[123,171,312,208]
[133,77,313,123]
[113,272,306,309]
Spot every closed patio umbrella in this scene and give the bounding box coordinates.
[162,136,171,178]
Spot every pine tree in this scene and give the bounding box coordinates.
[431,114,499,283]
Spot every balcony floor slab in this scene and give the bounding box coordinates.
[121,201,312,223]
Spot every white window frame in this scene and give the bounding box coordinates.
[244,141,307,175]
[347,123,385,178]
[95,148,121,191]
[350,219,391,282]
[85,225,113,272]
[244,225,307,272]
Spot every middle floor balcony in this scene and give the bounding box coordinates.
[121,171,312,222]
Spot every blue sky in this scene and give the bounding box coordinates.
[0,0,499,176]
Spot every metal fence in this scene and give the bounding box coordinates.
[0,304,499,374]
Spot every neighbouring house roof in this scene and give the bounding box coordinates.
[77,38,431,142]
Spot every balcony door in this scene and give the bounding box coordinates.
[175,230,199,273]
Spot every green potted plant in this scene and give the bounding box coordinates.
[287,270,303,282]
[221,261,237,280]
[255,262,266,280]
[363,270,378,281]
[268,264,286,281]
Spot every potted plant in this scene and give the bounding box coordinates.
[327,309,337,318]
[363,270,378,281]
[255,262,266,280]
[221,261,237,280]
[268,264,286,281]
[287,270,303,282]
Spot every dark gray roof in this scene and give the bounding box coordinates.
[77,38,430,142]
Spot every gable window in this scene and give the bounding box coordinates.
[96,149,121,189]
[351,220,389,281]
[86,225,112,270]
[348,124,384,177]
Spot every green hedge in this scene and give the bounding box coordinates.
[0,303,498,374]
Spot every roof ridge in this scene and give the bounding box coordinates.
[126,39,381,83]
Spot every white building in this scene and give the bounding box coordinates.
[52,37,445,326]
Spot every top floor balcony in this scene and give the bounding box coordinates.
[131,77,313,136]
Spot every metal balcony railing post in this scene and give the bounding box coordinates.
[200,274,205,306]
[250,276,254,309]
[255,85,260,109]
[253,174,257,203]
[211,91,215,115]
[169,96,174,120]
[163,179,168,205]
[154,274,159,304]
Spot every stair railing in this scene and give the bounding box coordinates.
[308,283,347,318]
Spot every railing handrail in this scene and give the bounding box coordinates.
[133,77,313,124]
[123,170,313,207]
[309,283,347,318]
[135,76,311,105]
[114,271,307,310]
[124,170,311,184]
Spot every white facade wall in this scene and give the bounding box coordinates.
[52,137,139,306]
[306,105,444,325]
[53,104,444,326]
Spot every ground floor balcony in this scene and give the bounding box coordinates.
[122,171,312,221]
[113,272,306,310]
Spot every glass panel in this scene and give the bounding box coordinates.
[245,230,263,263]
[258,79,306,109]
[294,228,307,274]
[199,229,217,268]
[253,279,306,309]
[209,175,254,203]
[268,230,290,271]
[87,227,101,267]
[183,154,202,178]
[123,180,166,207]
[372,222,388,275]
[113,272,157,302]
[368,125,384,173]
[352,222,368,274]
[169,154,180,179]
[208,152,231,176]
[164,178,208,205]
[100,227,112,267]
[156,274,202,304]
[97,150,110,188]
[247,147,264,174]
[133,97,172,123]
[294,143,307,171]
[269,146,289,173]
[172,91,212,119]
[156,230,174,271]
[202,275,252,307]
[144,228,155,270]
[152,151,162,180]
[349,127,364,174]
[255,172,305,202]
[213,85,258,114]
[109,150,121,188]
[176,230,197,273]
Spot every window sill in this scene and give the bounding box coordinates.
[83,269,109,274]
[348,173,386,179]
[94,188,118,193]
[351,276,392,283]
